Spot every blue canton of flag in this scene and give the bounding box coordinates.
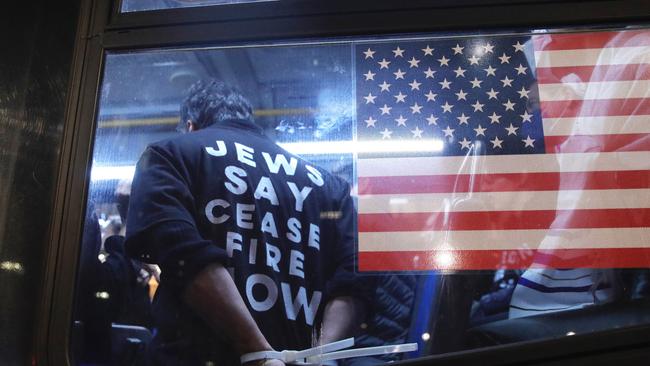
[355,37,545,156]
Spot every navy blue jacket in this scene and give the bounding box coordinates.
[125,119,363,364]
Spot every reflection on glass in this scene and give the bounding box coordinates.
[122,0,277,13]
[73,27,650,366]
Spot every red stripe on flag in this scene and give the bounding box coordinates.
[540,98,650,118]
[358,248,650,271]
[544,133,650,153]
[536,64,650,84]
[358,208,650,232]
[532,29,650,51]
[358,170,650,194]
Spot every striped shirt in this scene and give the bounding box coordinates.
[509,268,614,318]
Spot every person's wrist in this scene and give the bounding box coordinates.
[244,359,285,366]
[237,336,273,355]
[243,359,269,366]
[241,351,285,366]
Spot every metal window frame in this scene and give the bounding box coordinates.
[39,0,650,364]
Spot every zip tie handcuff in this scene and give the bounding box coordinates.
[241,338,418,365]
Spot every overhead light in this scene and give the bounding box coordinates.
[90,139,444,181]
[278,139,444,155]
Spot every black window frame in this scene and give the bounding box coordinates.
[39,0,650,364]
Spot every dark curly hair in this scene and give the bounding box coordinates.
[178,79,254,132]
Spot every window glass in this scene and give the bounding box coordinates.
[121,0,276,13]
[72,26,650,365]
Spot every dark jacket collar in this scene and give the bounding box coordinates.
[205,118,264,136]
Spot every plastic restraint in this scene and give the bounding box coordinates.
[240,338,418,365]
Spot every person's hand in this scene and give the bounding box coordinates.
[261,359,286,366]
[245,359,285,366]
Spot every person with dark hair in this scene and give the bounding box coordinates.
[177,80,255,132]
[125,79,369,365]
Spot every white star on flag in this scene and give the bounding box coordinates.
[455,89,468,100]
[364,116,377,127]
[426,114,438,125]
[392,47,405,57]
[378,58,391,69]
[442,125,455,137]
[505,123,519,135]
[470,77,483,88]
[378,81,391,92]
[380,104,392,115]
[486,88,499,99]
[393,69,406,79]
[423,67,436,78]
[484,65,497,76]
[363,93,377,104]
[425,91,437,101]
[439,78,452,89]
[441,101,454,113]
[410,103,423,114]
[483,42,495,53]
[437,55,450,66]
[363,48,375,59]
[498,53,511,64]
[474,124,487,136]
[503,99,516,111]
[364,70,376,81]
[459,137,472,150]
[468,55,480,65]
[515,64,528,75]
[517,87,530,99]
[408,80,421,90]
[512,41,525,52]
[394,92,407,103]
[411,126,424,138]
[488,112,502,124]
[471,100,485,112]
[421,45,434,56]
[501,75,514,87]
[408,57,420,68]
[522,135,536,147]
[457,113,470,125]
[452,44,464,54]
[454,66,467,78]
[395,115,408,126]
[380,128,393,139]
[490,136,503,148]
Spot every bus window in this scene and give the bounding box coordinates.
[71,26,650,365]
[121,0,276,13]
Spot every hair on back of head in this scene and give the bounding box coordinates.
[178,79,254,132]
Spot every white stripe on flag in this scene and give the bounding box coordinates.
[357,151,650,177]
[534,46,650,67]
[538,80,650,101]
[358,227,650,251]
[542,115,650,136]
[358,189,650,213]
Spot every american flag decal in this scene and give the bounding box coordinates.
[355,29,650,271]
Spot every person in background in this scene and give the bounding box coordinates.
[509,267,650,319]
[99,178,154,328]
[73,202,107,364]
[125,79,371,365]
